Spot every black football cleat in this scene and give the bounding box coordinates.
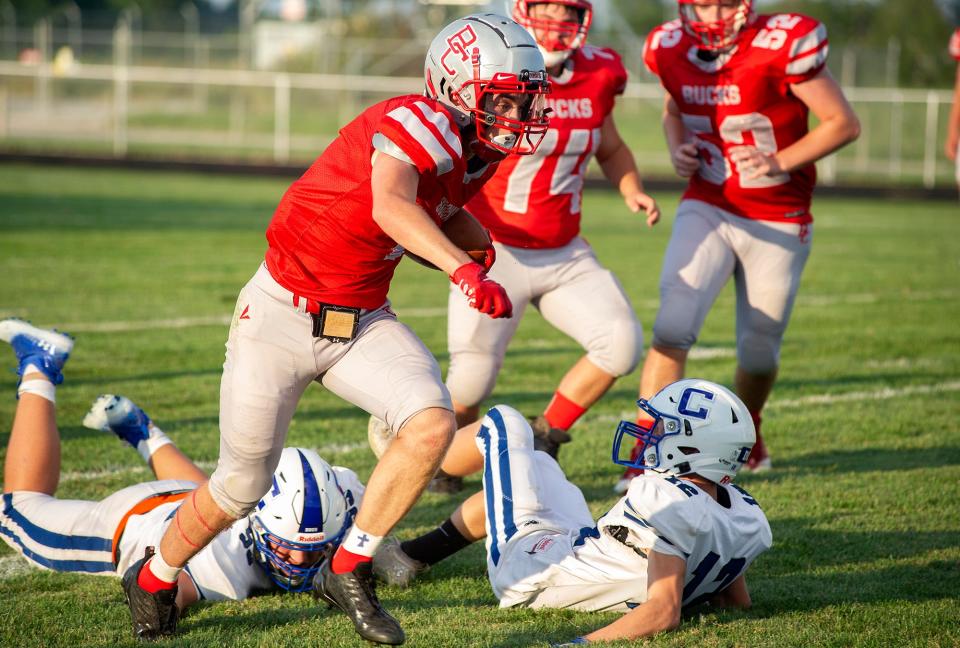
[529,415,571,460]
[313,559,405,645]
[121,547,179,641]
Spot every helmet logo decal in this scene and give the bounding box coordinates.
[441,24,479,76]
[678,388,714,419]
[296,449,323,533]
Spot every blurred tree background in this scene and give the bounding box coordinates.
[6,0,960,86]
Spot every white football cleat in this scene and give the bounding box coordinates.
[83,394,153,449]
[0,318,74,384]
[372,536,428,588]
[367,415,396,460]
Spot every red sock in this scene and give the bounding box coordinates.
[137,558,177,593]
[543,392,586,431]
[331,546,372,574]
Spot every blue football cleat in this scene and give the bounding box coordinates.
[83,394,153,449]
[0,318,74,385]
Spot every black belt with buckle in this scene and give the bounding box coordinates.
[311,304,361,343]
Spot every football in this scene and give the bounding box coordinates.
[406,208,493,271]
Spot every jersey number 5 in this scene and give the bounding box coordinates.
[681,112,791,189]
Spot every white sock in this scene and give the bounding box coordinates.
[148,548,182,583]
[341,524,383,557]
[137,424,174,463]
[22,362,44,376]
[18,379,55,403]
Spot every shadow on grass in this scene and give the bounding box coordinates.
[753,559,960,615]
[738,445,960,483]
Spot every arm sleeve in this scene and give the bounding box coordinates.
[374,100,461,176]
[621,478,703,560]
[782,16,829,85]
[606,47,628,96]
[641,28,661,77]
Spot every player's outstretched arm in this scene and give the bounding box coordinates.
[370,153,475,277]
[595,114,660,227]
[580,550,685,643]
[708,573,752,609]
[731,68,860,180]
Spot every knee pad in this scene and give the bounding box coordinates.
[477,404,534,451]
[651,300,699,350]
[737,328,781,374]
[587,317,643,377]
[446,351,504,408]
[207,456,280,519]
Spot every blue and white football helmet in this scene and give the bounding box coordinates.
[249,447,352,592]
[612,379,755,485]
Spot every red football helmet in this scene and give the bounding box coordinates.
[512,0,593,67]
[677,0,754,51]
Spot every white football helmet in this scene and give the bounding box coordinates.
[677,0,755,51]
[612,379,755,485]
[248,447,351,592]
[424,13,550,156]
[512,0,593,67]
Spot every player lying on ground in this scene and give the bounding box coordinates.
[372,379,771,644]
[617,0,860,490]
[0,319,361,617]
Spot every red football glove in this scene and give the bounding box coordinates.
[451,262,513,319]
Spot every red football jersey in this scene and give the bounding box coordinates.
[265,95,497,309]
[467,45,627,249]
[950,28,960,61]
[644,14,829,223]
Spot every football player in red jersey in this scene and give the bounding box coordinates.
[946,27,960,191]
[435,0,660,483]
[615,0,860,492]
[119,14,549,645]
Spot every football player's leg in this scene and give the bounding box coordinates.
[446,243,532,427]
[474,405,592,603]
[322,314,454,539]
[158,274,317,571]
[537,242,642,438]
[644,200,736,399]
[0,319,74,495]
[732,219,812,469]
[83,394,207,484]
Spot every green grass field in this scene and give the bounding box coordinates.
[0,163,958,647]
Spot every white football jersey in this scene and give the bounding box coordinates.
[500,474,771,612]
[117,466,364,601]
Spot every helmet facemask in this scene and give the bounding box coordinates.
[514,0,593,66]
[250,517,342,592]
[678,0,754,51]
[461,70,550,155]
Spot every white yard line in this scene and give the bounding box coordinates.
[598,380,960,423]
[59,441,369,483]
